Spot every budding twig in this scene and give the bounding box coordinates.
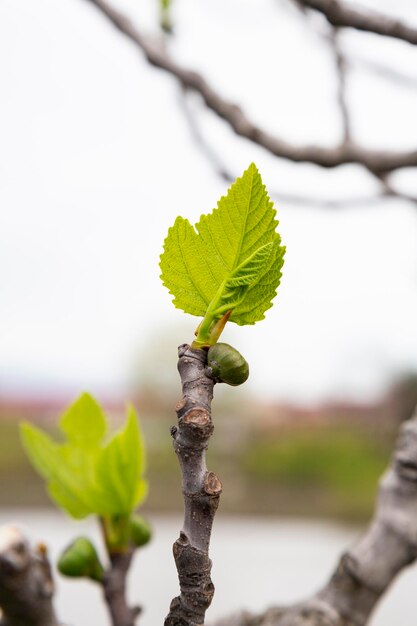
[165,344,222,626]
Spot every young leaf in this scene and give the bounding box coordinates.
[160,163,285,344]
[20,398,147,520]
[21,423,95,518]
[59,392,107,450]
[95,406,147,516]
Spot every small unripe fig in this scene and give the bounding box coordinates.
[207,343,249,386]
[130,515,152,548]
[57,537,104,582]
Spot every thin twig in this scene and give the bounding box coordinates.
[177,87,233,182]
[177,87,403,209]
[81,0,417,175]
[329,28,351,144]
[348,54,417,91]
[376,173,417,206]
[165,344,221,626]
[299,0,417,45]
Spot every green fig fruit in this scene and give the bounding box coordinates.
[130,515,152,548]
[207,343,249,386]
[57,537,104,582]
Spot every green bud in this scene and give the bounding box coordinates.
[207,343,249,386]
[130,515,152,548]
[57,537,104,582]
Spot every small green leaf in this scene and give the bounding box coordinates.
[134,478,148,509]
[20,399,147,520]
[59,392,107,449]
[21,423,95,518]
[47,481,92,520]
[160,163,285,344]
[95,407,147,516]
[20,422,61,481]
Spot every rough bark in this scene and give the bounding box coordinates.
[0,526,59,626]
[212,405,417,626]
[165,344,221,626]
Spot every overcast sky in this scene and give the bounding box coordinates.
[1,0,417,404]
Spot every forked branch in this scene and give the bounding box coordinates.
[213,403,417,626]
[82,0,417,177]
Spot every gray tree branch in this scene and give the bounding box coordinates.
[299,0,417,45]
[0,526,59,626]
[165,344,222,626]
[212,404,417,626]
[81,0,417,177]
[178,89,417,208]
[102,548,141,626]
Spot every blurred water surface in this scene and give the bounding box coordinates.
[1,510,416,625]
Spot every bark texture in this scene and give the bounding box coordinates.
[165,344,221,626]
[0,526,59,626]
[102,549,141,626]
[212,406,417,626]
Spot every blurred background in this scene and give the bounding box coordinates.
[1,0,417,624]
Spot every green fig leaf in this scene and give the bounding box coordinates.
[21,423,94,518]
[160,163,285,344]
[20,399,147,520]
[95,406,147,515]
[59,392,107,450]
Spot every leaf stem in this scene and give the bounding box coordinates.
[193,309,232,348]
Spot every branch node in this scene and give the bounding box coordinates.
[204,471,222,496]
[178,532,190,547]
[175,397,187,413]
[183,408,210,427]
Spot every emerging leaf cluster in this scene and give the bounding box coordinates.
[160,163,285,346]
[20,394,147,520]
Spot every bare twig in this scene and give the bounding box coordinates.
[102,549,141,626]
[165,344,221,626]
[179,86,417,208]
[0,527,59,626]
[213,404,417,626]
[376,173,417,206]
[348,54,417,91]
[299,0,417,45]
[329,28,351,144]
[81,0,417,176]
[178,87,233,183]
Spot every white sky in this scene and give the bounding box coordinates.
[1,0,417,403]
